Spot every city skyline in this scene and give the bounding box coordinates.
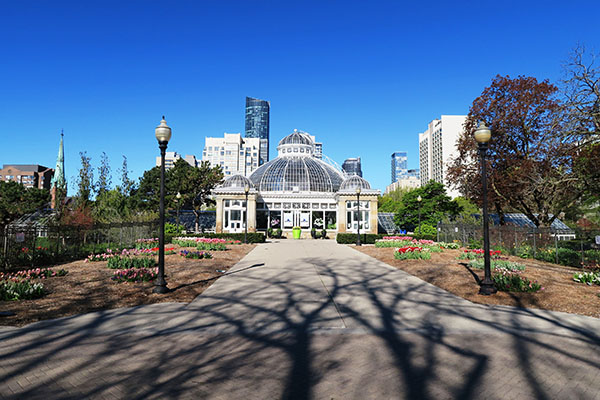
[2,1,599,193]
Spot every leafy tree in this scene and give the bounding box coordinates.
[0,182,50,224]
[93,189,130,223]
[131,166,161,211]
[378,187,412,214]
[393,181,461,231]
[74,151,95,209]
[96,152,112,196]
[118,155,135,196]
[447,75,584,227]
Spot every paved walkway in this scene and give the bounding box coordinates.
[1,240,600,399]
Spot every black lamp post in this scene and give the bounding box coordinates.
[154,116,171,294]
[417,195,422,236]
[356,187,361,246]
[475,122,496,295]
[244,184,249,244]
[175,192,182,226]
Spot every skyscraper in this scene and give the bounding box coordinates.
[418,115,466,198]
[342,157,362,177]
[391,151,407,183]
[245,96,270,165]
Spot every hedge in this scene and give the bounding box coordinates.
[336,233,388,244]
[172,232,266,244]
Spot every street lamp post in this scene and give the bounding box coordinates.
[417,195,422,236]
[244,185,249,244]
[175,192,182,226]
[475,122,496,295]
[356,187,361,246]
[154,116,171,294]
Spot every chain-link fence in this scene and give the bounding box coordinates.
[437,223,600,268]
[1,221,159,271]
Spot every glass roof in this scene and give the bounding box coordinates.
[339,175,371,191]
[220,174,254,189]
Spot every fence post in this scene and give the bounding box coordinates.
[554,232,558,265]
[436,222,440,242]
[581,234,584,267]
[533,227,537,258]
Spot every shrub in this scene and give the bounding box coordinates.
[492,269,542,292]
[107,256,157,269]
[412,223,437,240]
[514,245,533,259]
[573,271,600,285]
[176,232,266,243]
[111,268,158,283]
[0,279,45,301]
[164,222,185,235]
[179,250,213,259]
[534,247,580,267]
[394,246,432,260]
[468,238,483,249]
[320,229,327,239]
[468,259,525,271]
[336,233,388,244]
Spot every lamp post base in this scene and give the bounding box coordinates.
[478,281,497,296]
[153,284,170,294]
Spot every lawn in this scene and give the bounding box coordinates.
[0,243,255,327]
[355,246,600,319]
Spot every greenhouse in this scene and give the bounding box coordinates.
[212,130,380,238]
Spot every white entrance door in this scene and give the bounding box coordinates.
[225,209,245,233]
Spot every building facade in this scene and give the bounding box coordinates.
[391,151,407,183]
[342,157,363,177]
[245,96,270,165]
[213,131,380,238]
[384,176,421,195]
[155,152,198,169]
[202,133,262,177]
[418,115,465,198]
[0,164,54,189]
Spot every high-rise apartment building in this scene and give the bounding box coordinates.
[407,168,420,179]
[0,164,54,189]
[384,176,421,194]
[245,97,270,165]
[418,115,466,198]
[202,133,262,177]
[391,152,408,183]
[342,157,362,177]
[155,152,198,169]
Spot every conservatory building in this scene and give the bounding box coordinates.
[213,130,380,238]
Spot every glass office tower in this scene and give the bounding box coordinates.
[342,157,363,177]
[245,97,270,165]
[391,151,408,183]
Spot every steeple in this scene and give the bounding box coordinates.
[51,131,66,209]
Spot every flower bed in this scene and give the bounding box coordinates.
[394,246,432,260]
[135,238,159,249]
[111,267,158,283]
[107,256,157,270]
[149,247,176,255]
[492,268,543,292]
[468,259,526,272]
[457,249,502,260]
[173,237,240,248]
[179,250,213,259]
[0,267,68,280]
[0,279,45,301]
[573,271,600,286]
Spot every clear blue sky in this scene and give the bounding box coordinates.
[2,0,599,193]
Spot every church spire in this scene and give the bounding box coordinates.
[51,131,66,209]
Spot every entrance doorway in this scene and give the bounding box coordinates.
[282,210,311,229]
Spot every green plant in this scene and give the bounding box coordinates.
[164,222,185,235]
[336,233,387,244]
[327,223,336,229]
[135,238,159,249]
[534,247,580,267]
[321,229,327,239]
[196,242,227,251]
[178,232,266,243]
[438,242,460,250]
[468,259,526,271]
[394,246,432,260]
[314,230,322,239]
[107,256,157,269]
[179,250,213,259]
[0,279,45,301]
[111,267,158,283]
[514,245,533,259]
[573,271,600,285]
[492,269,542,292]
[468,238,483,249]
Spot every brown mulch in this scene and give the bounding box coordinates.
[0,244,255,327]
[355,246,600,319]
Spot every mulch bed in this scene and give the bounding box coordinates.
[0,244,255,327]
[355,246,600,319]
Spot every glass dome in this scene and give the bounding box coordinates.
[278,130,314,146]
[219,174,254,190]
[249,156,344,192]
[339,175,371,191]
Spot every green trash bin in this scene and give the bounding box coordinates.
[292,227,301,239]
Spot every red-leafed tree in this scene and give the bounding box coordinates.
[447,75,585,227]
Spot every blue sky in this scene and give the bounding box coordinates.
[2,0,599,193]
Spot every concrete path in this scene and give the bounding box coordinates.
[1,240,600,399]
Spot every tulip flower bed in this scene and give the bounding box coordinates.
[111,267,158,283]
[173,237,241,248]
[376,237,447,252]
[149,247,176,255]
[394,246,432,260]
[573,271,600,285]
[179,250,213,259]
[107,256,157,270]
[492,268,543,293]
[0,267,68,280]
[135,238,159,249]
[457,249,503,260]
[0,279,45,301]
[86,247,176,262]
[468,259,526,272]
